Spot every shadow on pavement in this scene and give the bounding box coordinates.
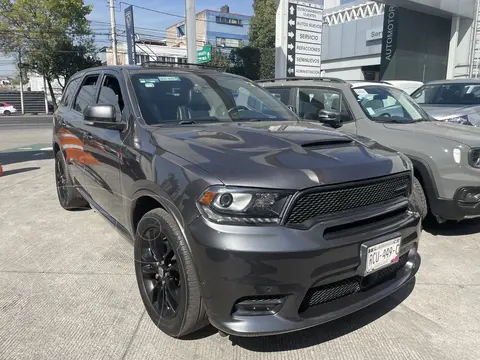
[2,167,40,176]
[0,149,53,166]
[423,218,480,236]
[228,279,416,351]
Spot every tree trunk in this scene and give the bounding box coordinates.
[46,77,57,110]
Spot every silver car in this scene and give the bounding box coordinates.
[411,79,480,126]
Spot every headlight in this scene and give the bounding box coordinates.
[469,148,480,168]
[444,115,471,125]
[198,186,293,225]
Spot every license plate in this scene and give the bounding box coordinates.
[365,237,401,275]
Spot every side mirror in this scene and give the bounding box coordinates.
[318,109,343,129]
[84,104,125,131]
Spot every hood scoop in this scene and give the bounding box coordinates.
[301,138,353,149]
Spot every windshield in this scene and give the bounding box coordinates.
[130,72,297,125]
[411,83,480,105]
[352,86,429,123]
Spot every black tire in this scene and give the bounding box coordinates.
[54,151,90,210]
[134,208,208,338]
[412,177,428,220]
[4,110,11,116]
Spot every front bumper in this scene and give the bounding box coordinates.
[187,200,421,337]
[432,187,480,221]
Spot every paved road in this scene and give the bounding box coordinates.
[1,129,480,360]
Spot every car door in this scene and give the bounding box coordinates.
[82,71,127,224]
[57,76,92,190]
[295,87,358,133]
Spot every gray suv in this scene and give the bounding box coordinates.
[53,66,421,338]
[261,78,480,223]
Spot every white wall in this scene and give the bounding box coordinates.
[321,54,381,80]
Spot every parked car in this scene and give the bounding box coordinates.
[383,80,423,95]
[53,65,421,338]
[260,78,480,223]
[0,101,17,115]
[411,79,480,125]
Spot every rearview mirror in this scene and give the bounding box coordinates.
[318,110,343,129]
[84,104,125,131]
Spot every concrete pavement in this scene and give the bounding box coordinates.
[1,129,480,360]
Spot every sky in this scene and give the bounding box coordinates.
[86,0,254,50]
[0,0,254,77]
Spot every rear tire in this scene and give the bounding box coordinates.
[134,208,208,338]
[54,151,90,210]
[412,177,428,220]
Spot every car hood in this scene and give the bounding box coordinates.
[420,104,480,121]
[383,120,480,146]
[152,121,409,190]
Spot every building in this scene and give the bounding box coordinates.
[320,0,479,81]
[165,5,251,53]
[99,40,187,66]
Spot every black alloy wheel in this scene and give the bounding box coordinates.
[55,155,69,203]
[134,208,208,338]
[139,226,181,320]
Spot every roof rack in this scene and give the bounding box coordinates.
[255,77,347,84]
[141,61,220,70]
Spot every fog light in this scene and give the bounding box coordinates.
[459,189,480,204]
[233,296,286,316]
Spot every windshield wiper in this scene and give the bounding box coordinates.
[178,120,197,125]
[373,117,413,124]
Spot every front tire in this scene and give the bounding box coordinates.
[54,151,90,210]
[4,110,11,116]
[134,208,208,338]
[412,177,428,220]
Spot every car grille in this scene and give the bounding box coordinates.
[285,173,411,225]
[300,253,409,313]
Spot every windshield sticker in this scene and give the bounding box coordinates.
[158,76,181,82]
[145,83,155,88]
[354,88,368,95]
[366,107,375,115]
[139,78,159,83]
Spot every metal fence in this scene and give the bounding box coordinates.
[0,91,47,114]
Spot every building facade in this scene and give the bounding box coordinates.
[165,5,251,53]
[99,42,187,66]
[321,0,479,81]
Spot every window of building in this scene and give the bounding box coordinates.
[73,75,99,114]
[216,37,243,48]
[177,58,187,64]
[215,16,243,26]
[135,54,151,64]
[156,56,176,63]
[177,25,185,37]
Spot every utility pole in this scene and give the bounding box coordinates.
[18,50,25,115]
[109,0,118,65]
[185,0,197,63]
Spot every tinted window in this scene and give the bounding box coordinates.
[266,88,291,105]
[353,86,429,123]
[73,75,99,113]
[97,75,124,121]
[411,83,480,105]
[61,78,80,107]
[298,88,353,122]
[130,73,296,125]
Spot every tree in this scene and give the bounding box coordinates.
[209,47,230,72]
[249,0,276,79]
[0,0,99,108]
[229,47,260,80]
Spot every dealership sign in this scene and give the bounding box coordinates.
[366,28,383,42]
[380,5,399,79]
[125,6,136,65]
[286,1,324,78]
